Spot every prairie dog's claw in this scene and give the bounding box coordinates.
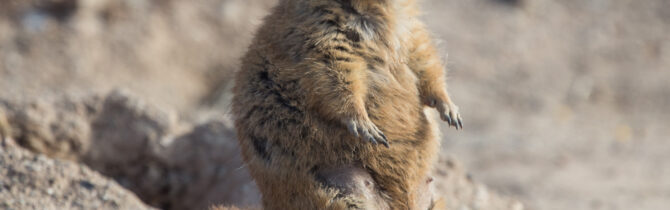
[379,133,389,148]
[432,98,463,130]
[346,118,390,148]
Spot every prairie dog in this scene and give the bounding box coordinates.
[232,0,462,209]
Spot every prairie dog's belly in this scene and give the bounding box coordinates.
[365,63,425,138]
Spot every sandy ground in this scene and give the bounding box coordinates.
[424,1,670,209]
[1,0,669,209]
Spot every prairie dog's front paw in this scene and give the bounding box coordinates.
[345,118,389,148]
[428,98,463,130]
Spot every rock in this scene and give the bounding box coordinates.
[85,90,176,169]
[1,95,95,161]
[164,121,260,210]
[1,91,261,209]
[0,108,10,140]
[432,155,524,210]
[0,137,155,210]
[81,90,178,209]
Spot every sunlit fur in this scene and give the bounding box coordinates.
[232,0,461,209]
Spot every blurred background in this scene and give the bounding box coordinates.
[1,0,669,210]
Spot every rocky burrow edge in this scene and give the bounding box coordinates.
[0,90,522,210]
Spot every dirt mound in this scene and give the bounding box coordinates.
[1,91,520,209]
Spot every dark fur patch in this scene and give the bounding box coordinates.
[334,46,351,52]
[335,56,353,62]
[256,62,302,113]
[337,0,360,15]
[344,29,362,42]
[251,135,270,161]
[371,56,385,65]
[320,19,338,27]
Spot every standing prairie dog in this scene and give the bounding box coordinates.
[232,0,462,209]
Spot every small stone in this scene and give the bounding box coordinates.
[79,180,95,190]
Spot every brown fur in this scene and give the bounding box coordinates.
[232,0,461,209]
[314,166,391,209]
